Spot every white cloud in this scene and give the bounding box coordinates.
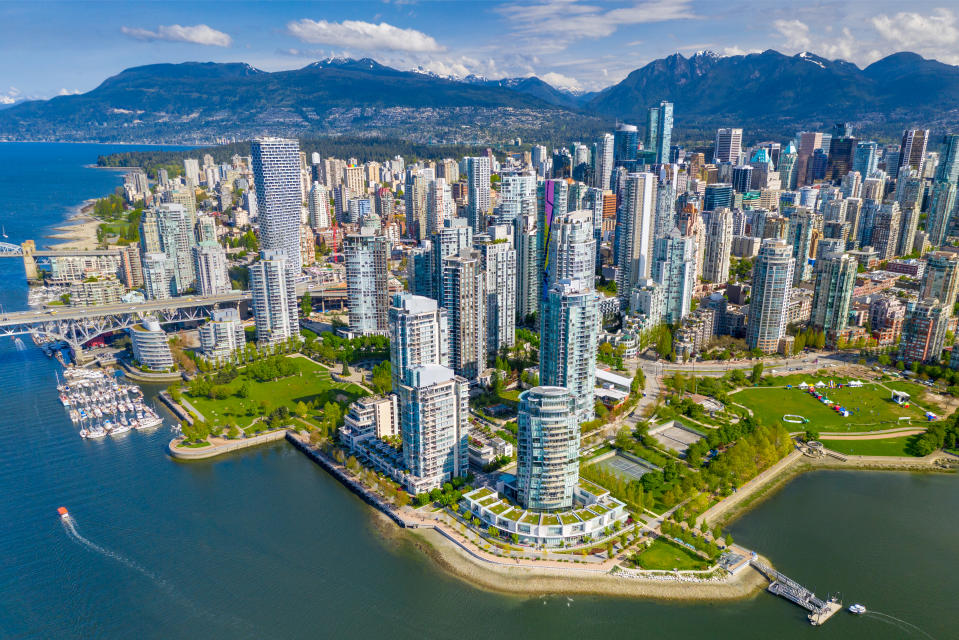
[872,9,959,48]
[774,19,812,51]
[57,88,80,96]
[538,72,581,90]
[498,0,697,51]
[287,19,443,52]
[121,24,232,47]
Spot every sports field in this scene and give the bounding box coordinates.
[733,383,928,432]
[820,435,921,457]
[597,452,659,481]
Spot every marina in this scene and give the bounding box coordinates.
[57,368,164,438]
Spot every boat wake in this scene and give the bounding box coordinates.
[61,515,258,636]
[865,611,936,639]
[62,516,158,581]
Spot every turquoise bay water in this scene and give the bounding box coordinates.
[0,143,956,639]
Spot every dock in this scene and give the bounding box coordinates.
[750,559,842,625]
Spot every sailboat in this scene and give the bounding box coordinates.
[1,225,7,239]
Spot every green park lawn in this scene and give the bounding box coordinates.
[632,538,709,571]
[733,383,927,432]
[820,435,921,457]
[883,380,947,412]
[184,357,367,431]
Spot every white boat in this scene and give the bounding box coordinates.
[110,422,132,436]
[59,394,71,407]
[81,426,107,439]
[848,604,866,615]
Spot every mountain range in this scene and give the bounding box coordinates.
[1,50,957,143]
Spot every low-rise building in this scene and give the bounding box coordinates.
[68,276,125,307]
[461,481,629,547]
[130,318,174,371]
[339,395,399,450]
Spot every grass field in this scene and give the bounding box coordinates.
[184,357,367,430]
[632,538,708,571]
[820,435,921,457]
[733,383,927,432]
[883,380,947,412]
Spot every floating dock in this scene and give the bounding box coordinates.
[751,559,842,625]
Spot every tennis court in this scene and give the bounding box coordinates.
[650,421,703,454]
[597,453,659,481]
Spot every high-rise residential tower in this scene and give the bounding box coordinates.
[514,213,539,321]
[651,228,696,324]
[252,137,303,272]
[475,225,517,355]
[388,293,449,392]
[465,156,491,234]
[441,249,487,380]
[809,251,856,332]
[250,250,299,347]
[344,225,390,336]
[615,172,656,304]
[702,208,733,284]
[516,386,578,512]
[746,239,795,353]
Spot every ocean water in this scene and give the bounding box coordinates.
[0,143,956,640]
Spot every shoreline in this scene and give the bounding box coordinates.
[43,198,100,250]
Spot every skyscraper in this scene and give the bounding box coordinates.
[702,208,733,284]
[936,134,959,184]
[613,123,639,166]
[594,133,615,190]
[250,250,299,347]
[920,252,959,311]
[852,141,879,177]
[475,225,517,355]
[514,213,539,321]
[714,128,743,164]
[872,203,902,261]
[465,156,491,234]
[192,241,230,296]
[899,129,930,175]
[540,279,600,425]
[928,182,958,247]
[703,183,734,211]
[307,182,330,230]
[646,101,673,164]
[496,174,536,226]
[252,138,303,272]
[426,177,452,236]
[899,299,949,364]
[809,251,856,332]
[431,218,473,301]
[547,210,596,288]
[516,386,578,512]
[398,364,469,493]
[344,226,390,336]
[651,228,696,324]
[746,239,795,353]
[615,172,656,304]
[786,209,819,284]
[142,252,175,300]
[441,249,486,380]
[388,293,449,392]
[731,165,753,193]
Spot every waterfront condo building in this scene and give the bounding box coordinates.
[516,386,579,512]
[198,308,245,360]
[252,137,303,272]
[540,278,601,425]
[441,249,487,380]
[142,252,175,300]
[746,239,795,353]
[250,250,299,347]
[388,293,450,393]
[344,226,390,336]
[339,394,400,450]
[398,364,469,494]
[130,318,174,371]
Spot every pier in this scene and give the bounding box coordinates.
[750,559,842,625]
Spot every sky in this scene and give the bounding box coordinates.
[2,0,959,104]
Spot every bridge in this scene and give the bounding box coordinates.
[0,282,354,353]
[750,559,842,625]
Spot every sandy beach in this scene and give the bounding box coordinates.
[363,507,769,601]
[44,199,100,250]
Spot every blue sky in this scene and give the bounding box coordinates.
[2,0,958,103]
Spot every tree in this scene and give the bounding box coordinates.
[751,362,763,384]
[394,491,411,508]
[295,401,308,418]
[724,533,734,547]
[804,428,819,442]
[341,361,351,376]
[607,541,615,558]
[300,291,312,317]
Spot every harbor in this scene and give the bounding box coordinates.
[57,367,164,438]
